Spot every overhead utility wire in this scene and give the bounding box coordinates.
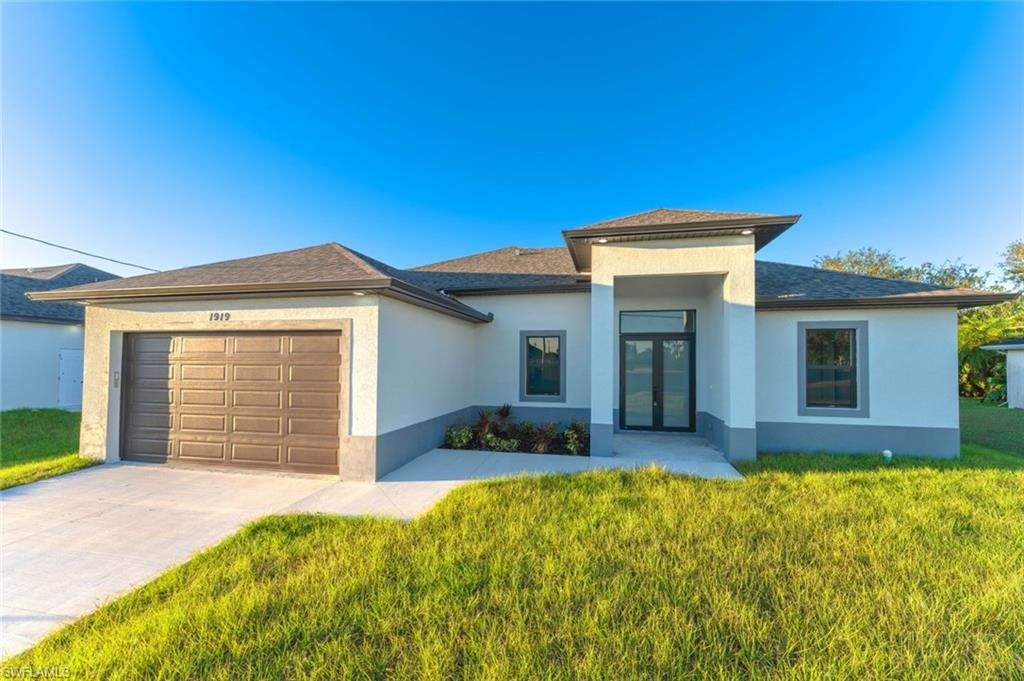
[0,228,160,272]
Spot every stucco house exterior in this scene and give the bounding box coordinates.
[981,338,1024,409]
[30,209,1014,480]
[1,263,118,410]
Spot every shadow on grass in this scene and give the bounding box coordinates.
[737,444,1024,476]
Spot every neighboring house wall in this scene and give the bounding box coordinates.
[375,296,478,475]
[1008,350,1024,409]
[77,296,381,478]
[468,291,591,423]
[0,320,85,410]
[755,307,960,457]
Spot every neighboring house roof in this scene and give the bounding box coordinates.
[27,244,492,323]
[1,263,119,324]
[562,208,803,271]
[982,337,1024,351]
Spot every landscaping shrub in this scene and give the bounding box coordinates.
[442,411,588,455]
[443,424,474,450]
[533,422,559,453]
[483,432,519,452]
[561,418,590,456]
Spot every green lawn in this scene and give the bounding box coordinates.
[0,409,95,490]
[960,397,1024,455]
[8,445,1023,678]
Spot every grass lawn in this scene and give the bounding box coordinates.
[960,397,1024,455]
[0,409,95,490]
[8,445,1023,678]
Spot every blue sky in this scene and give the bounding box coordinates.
[3,2,1022,278]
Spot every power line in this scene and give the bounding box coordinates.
[0,228,159,272]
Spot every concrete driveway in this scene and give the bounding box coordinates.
[2,442,739,656]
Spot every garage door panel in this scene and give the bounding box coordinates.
[179,414,227,433]
[134,389,174,405]
[288,391,339,409]
[179,440,226,461]
[231,443,281,464]
[180,364,227,381]
[288,417,338,436]
[179,336,228,354]
[233,364,282,381]
[122,331,341,474]
[132,335,174,355]
[130,412,173,429]
[181,389,227,406]
[289,335,340,354]
[233,390,282,408]
[134,363,174,380]
[234,336,284,354]
[288,446,337,467]
[128,438,173,456]
[232,415,282,435]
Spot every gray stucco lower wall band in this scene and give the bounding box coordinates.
[374,406,479,479]
[756,422,960,458]
[373,405,592,480]
[698,411,756,462]
[591,423,613,457]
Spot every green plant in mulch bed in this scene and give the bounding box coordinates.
[443,405,589,455]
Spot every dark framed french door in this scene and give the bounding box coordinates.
[619,333,696,432]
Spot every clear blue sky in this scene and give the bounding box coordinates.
[3,2,1022,278]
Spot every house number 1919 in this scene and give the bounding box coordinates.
[209,312,231,321]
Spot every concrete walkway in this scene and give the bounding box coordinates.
[2,442,738,656]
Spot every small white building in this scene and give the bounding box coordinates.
[982,338,1024,409]
[30,209,1016,479]
[1,264,118,410]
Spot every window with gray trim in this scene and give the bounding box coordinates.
[798,321,869,418]
[520,330,566,402]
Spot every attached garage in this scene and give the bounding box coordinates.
[121,331,344,474]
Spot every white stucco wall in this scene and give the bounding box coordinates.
[375,296,477,433]
[591,236,756,431]
[0,320,84,410]
[1008,350,1024,409]
[78,295,380,462]
[465,292,591,409]
[756,307,960,428]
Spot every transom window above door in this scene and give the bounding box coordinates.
[620,310,695,334]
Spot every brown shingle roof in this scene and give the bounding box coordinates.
[413,246,576,275]
[568,208,779,232]
[412,246,1015,308]
[29,244,491,322]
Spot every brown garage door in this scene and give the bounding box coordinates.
[121,331,343,474]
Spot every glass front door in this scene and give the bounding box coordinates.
[620,334,694,431]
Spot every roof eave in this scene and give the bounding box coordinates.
[756,292,1018,310]
[25,278,395,302]
[561,215,802,272]
[446,282,592,297]
[26,276,492,324]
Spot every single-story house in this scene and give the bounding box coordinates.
[1,263,119,410]
[30,209,1015,480]
[981,337,1024,409]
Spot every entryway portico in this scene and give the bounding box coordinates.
[577,232,761,461]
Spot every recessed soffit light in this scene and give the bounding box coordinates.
[596,238,608,244]
[741,229,754,236]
